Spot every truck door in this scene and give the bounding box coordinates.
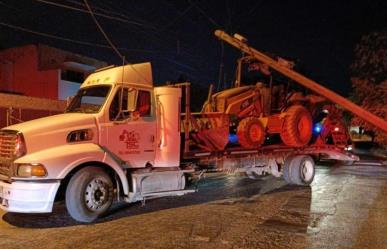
[103,87,156,168]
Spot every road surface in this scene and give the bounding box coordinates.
[1,159,387,249]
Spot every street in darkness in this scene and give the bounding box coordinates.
[1,159,386,249]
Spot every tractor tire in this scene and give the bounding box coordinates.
[283,155,315,185]
[66,167,114,223]
[237,117,265,149]
[280,105,313,147]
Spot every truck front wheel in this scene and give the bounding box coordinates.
[283,155,315,185]
[65,166,114,223]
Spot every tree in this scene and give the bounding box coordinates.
[350,30,387,146]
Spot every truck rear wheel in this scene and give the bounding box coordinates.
[65,167,114,223]
[283,155,315,185]
[280,105,312,147]
[237,117,265,149]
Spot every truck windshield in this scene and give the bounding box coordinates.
[66,86,111,113]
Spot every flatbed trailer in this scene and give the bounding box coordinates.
[183,138,358,178]
[176,81,358,184]
[184,144,357,162]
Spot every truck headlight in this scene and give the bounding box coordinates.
[14,132,27,158]
[67,129,93,143]
[17,163,47,177]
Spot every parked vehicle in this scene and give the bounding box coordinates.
[2,30,380,223]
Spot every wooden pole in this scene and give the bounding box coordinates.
[215,30,387,132]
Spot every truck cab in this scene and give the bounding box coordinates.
[0,63,189,222]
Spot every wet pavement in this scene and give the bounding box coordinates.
[1,159,387,249]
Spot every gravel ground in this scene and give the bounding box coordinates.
[1,160,387,249]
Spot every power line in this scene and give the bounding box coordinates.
[65,0,159,32]
[35,0,212,66]
[158,3,195,33]
[89,0,187,49]
[83,0,154,84]
[0,0,20,11]
[0,19,211,79]
[188,0,221,28]
[34,0,152,29]
[65,0,129,19]
[0,21,110,48]
[0,21,168,55]
[33,0,187,54]
[83,0,125,63]
[0,21,209,65]
[2,1,220,83]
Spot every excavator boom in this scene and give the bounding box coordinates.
[214,30,387,133]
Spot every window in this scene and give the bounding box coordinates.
[109,88,128,121]
[66,86,110,113]
[136,90,151,116]
[109,88,151,120]
[61,70,84,83]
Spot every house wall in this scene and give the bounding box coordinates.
[0,44,106,128]
[0,45,59,99]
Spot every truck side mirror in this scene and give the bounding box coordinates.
[126,88,137,112]
[111,87,138,123]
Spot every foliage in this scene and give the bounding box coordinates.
[350,30,387,146]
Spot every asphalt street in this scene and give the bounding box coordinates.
[0,159,386,249]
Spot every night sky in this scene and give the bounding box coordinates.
[0,0,386,96]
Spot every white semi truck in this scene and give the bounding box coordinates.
[0,63,195,222]
[0,62,358,222]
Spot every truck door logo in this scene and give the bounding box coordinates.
[119,130,140,150]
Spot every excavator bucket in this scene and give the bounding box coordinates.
[189,113,230,151]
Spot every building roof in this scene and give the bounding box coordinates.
[0,44,107,71]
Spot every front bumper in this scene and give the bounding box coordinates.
[0,180,60,213]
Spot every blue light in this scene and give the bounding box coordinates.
[314,123,322,134]
[229,134,238,143]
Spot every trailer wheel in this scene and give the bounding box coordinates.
[280,105,313,147]
[66,167,114,223]
[283,155,315,185]
[237,117,265,149]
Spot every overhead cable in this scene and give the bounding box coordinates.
[0,21,166,54]
[34,0,151,28]
[0,21,109,48]
[83,0,126,63]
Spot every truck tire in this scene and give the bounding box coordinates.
[65,167,114,223]
[283,155,315,185]
[237,117,265,149]
[280,105,312,147]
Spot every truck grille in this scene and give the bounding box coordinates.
[0,130,17,177]
[0,130,17,159]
